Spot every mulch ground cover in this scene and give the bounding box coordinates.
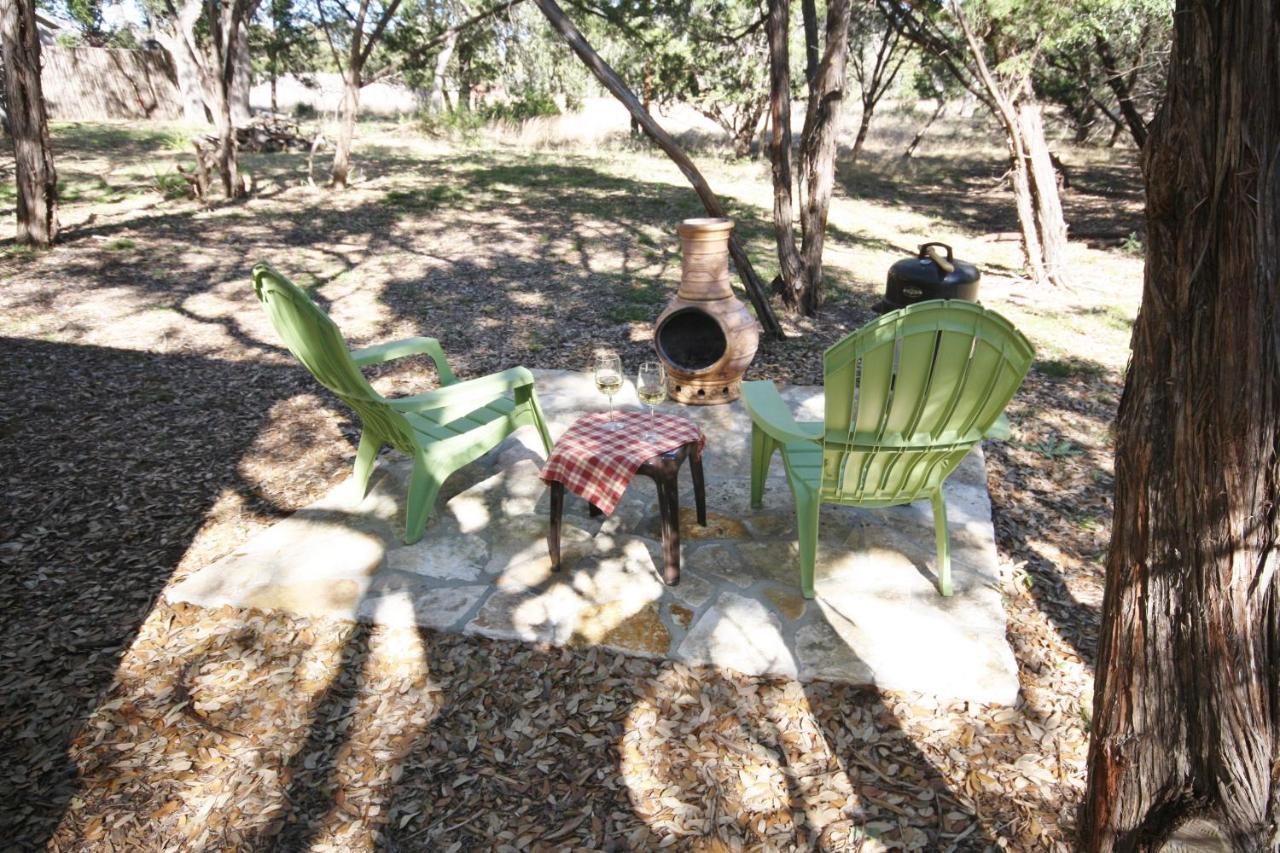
[0,124,1137,850]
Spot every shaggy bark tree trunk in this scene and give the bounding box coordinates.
[766,0,850,316]
[951,1,1069,286]
[1013,102,1069,286]
[794,0,851,316]
[531,0,784,339]
[1079,1,1280,849]
[1,0,58,246]
[765,0,803,298]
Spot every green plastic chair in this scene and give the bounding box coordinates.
[252,262,554,544]
[742,300,1033,599]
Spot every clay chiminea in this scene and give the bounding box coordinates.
[653,218,760,404]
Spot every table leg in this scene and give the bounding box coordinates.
[690,442,707,527]
[549,481,563,571]
[655,463,681,586]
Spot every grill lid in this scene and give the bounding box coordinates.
[887,242,980,290]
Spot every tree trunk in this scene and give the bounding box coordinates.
[1,0,58,246]
[270,68,278,113]
[901,99,944,159]
[800,0,819,84]
[531,0,784,339]
[1015,102,1069,286]
[765,0,804,303]
[849,105,873,164]
[428,31,458,113]
[1079,1,1280,850]
[331,68,360,188]
[231,17,252,123]
[1094,32,1148,150]
[795,0,851,316]
[160,0,210,122]
[215,85,241,197]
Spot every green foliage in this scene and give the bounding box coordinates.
[152,171,191,200]
[251,0,318,91]
[1025,436,1084,459]
[485,92,561,123]
[593,0,771,154]
[383,185,465,210]
[1035,357,1105,378]
[417,106,487,140]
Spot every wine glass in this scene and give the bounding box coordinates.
[594,353,623,430]
[637,361,666,441]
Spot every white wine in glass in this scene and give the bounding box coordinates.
[637,361,666,440]
[594,353,623,430]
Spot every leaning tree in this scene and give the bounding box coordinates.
[1,0,58,246]
[886,0,1071,287]
[1079,0,1280,848]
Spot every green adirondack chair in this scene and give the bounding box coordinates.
[252,262,554,545]
[743,299,1033,599]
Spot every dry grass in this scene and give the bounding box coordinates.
[1,110,1143,850]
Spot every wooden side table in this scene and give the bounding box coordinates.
[548,441,706,585]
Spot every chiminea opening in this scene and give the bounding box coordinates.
[656,308,727,372]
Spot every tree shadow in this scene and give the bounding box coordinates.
[0,337,345,847]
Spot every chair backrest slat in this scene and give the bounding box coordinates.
[252,263,418,453]
[820,300,1033,504]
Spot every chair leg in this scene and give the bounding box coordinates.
[932,488,952,597]
[353,432,381,499]
[690,442,707,526]
[404,456,443,545]
[522,385,555,456]
[750,426,774,509]
[795,491,820,600]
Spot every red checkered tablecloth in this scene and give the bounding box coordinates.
[540,411,705,515]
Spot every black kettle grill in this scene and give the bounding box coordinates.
[880,242,980,311]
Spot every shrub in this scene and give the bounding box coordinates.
[417,107,487,141]
[485,93,561,123]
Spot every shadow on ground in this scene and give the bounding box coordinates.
[0,337,345,845]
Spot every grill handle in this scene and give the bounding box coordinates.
[920,242,956,274]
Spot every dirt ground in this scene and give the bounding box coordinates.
[0,113,1143,850]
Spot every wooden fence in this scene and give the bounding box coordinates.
[41,46,182,121]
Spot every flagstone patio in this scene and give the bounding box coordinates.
[167,369,1018,703]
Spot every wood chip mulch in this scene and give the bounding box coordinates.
[0,134,1126,850]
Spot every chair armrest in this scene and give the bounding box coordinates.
[350,337,457,385]
[984,413,1012,441]
[387,366,535,423]
[741,380,823,446]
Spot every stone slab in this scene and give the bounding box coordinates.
[164,369,1019,703]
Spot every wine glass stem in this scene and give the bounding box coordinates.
[649,405,656,434]
[608,395,615,422]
